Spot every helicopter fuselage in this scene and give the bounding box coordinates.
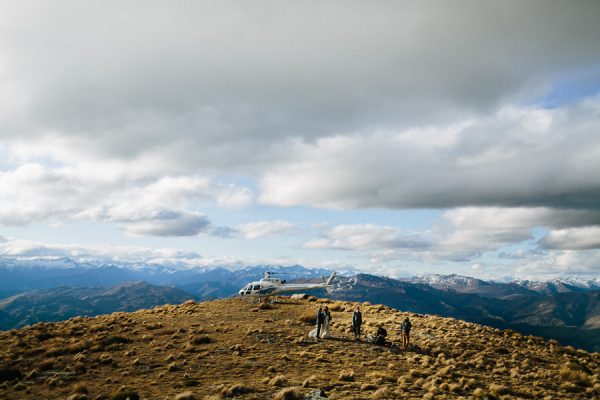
[238,272,336,297]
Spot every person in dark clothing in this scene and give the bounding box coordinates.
[316,306,325,340]
[352,307,362,340]
[374,326,387,346]
[401,317,412,349]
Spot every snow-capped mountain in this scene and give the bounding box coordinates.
[514,278,600,295]
[400,273,487,289]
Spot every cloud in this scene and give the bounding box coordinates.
[513,250,600,280]
[1,2,599,219]
[0,236,204,267]
[260,100,600,210]
[0,236,348,271]
[0,2,600,277]
[539,227,600,250]
[1,2,599,172]
[235,220,295,239]
[304,208,600,263]
[304,224,432,251]
[0,163,251,236]
[117,209,212,237]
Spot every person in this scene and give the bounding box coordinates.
[321,306,332,338]
[401,317,412,349]
[308,307,326,340]
[316,306,325,340]
[374,326,387,345]
[352,307,362,340]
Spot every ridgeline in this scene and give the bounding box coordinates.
[1,297,599,399]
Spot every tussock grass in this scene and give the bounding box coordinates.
[72,383,89,394]
[366,371,396,383]
[189,335,212,345]
[99,335,132,347]
[302,375,318,387]
[361,383,377,391]
[559,365,591,387]
[1,296,599,399]
[488,383,509,395]
[273,386,304,400]
[298,312,317,325]
[66,394,87,400]
[338,370,355,382]
[110,390,140,400]
[99,354,113,364]
[269,375,288,387]
[173,391,197,400]
[220,383,254,396]
[371,386,394,399]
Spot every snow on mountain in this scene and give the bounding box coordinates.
[514,278,600,294]
[399,273,486,289]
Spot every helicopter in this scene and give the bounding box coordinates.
[238,271,336,297]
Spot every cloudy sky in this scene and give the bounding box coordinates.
[1,1,600,280]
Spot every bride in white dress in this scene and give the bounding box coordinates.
[309,307,332,339]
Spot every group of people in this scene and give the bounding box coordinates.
[309,305,412,349]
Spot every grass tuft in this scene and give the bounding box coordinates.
[338,370,355,382]
[220,383,254,396]
[173,391,197,400]
[269,375,288,387]
[273,386,304,400]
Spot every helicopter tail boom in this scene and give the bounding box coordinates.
[325,272,336,286]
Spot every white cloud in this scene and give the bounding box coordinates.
[303,208,600,263]
[540,227,600,250]
[0,2,599,278]
[118,209,211,237]
[0,235,348,271]
[259,100,600,210]
[0,162,252,236]
[513,250,600,280]
[235,220,295,239]
[304,224,432,251]
[0,236,203,267]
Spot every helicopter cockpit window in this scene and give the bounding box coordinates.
[253,285,261,290]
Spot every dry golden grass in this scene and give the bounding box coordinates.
[173,391,197,400]
[0,296,598,399]
[273,386,304,400]
[220,383,254,396]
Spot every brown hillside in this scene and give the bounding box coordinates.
[1,297,599,399]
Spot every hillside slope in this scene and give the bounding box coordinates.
[330,274,600,351]
[0,282,195,330]
[1,297,599,399]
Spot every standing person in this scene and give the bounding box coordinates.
[352,307,362,340]
[401,317,412,349]
[321,306,332,338]
[316,306,325,340]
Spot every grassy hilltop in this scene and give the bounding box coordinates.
[1,297,599,399]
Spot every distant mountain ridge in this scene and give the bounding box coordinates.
[401,273,600,298]
[1,257,600,351]
[330,274,600,351]
[0,282,195,330]
[0,257,334,299]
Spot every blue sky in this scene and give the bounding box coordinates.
[1,1,600,280]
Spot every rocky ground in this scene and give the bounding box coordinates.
[0,296,599,399]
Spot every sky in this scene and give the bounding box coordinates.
[1,1,600,280]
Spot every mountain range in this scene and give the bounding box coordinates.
[0,282,195,330]
[1,257,599,351]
